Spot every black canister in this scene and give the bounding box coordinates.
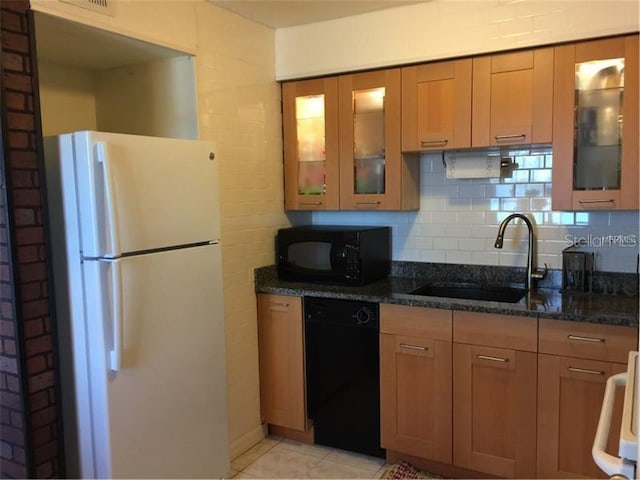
[562,245,594,292]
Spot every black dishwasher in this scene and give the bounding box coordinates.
[304,297,385,458]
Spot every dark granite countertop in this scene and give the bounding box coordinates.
[255,263,639,327]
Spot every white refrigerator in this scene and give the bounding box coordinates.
[44,131,230,479]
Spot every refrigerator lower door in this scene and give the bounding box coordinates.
[82,244,229,479]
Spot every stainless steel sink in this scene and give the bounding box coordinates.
[409,284,527,303]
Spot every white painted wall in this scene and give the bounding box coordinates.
[95,56,198,139]
[38,56,198,139]
[275,0,640,80]
[38,62,98,135]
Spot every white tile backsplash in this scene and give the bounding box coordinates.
[312,149,639,273]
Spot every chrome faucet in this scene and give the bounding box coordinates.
[494,213,547,290]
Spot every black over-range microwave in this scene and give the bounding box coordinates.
[276,225,391,286]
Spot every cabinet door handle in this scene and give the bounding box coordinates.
[495,134,526,142]
[568,334,605,343]
[400,343,428,351]
[300,201,322,206]
[356,201,381,206]
[270,302,289,308]
[477,354,509,363]
[420,139,448,147]
[578,199,615,205]
[568,366,605,376]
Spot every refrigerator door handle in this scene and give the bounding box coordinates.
[95,142,121,258]
[104,258,123,371]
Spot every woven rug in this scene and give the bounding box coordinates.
[380,461,442,479]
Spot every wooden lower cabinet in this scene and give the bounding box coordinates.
[254,295,636,478]
[453,343,537,478]
[536,318,637,478]
[379,304,452,464]
[257,294,306,431]
[537,354,625,478]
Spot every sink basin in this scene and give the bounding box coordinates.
[409,284,527,303]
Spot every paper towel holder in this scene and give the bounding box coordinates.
[441,151,516,169]
[500,156,516,168]
[442,151,518,179]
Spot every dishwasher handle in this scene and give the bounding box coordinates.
[592,372,634,478]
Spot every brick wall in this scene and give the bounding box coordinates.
[1,1,62,477]
[0,145,29,478]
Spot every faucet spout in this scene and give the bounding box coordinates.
[494,213,547,290]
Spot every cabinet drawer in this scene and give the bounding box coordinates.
[453,311,537,352]
[380,304,452,341]
[538,319,637,363]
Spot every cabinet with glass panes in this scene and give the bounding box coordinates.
[552,34,639,210]
[283,77,339,210]
[282,69,419,211]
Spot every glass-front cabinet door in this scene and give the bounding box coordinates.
[574,58,624,191]
[283,77,339,210]
[552,35,639,210]
[338,69,410,210]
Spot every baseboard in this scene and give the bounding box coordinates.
[268,424,314,444]
[229,424,267,460]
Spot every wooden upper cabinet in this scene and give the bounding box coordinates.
[401,59,472,151]
[552,34,639,211]
[339,69,419,211]
[472,47,554,148]
[282,77,339,211]
[257,294,306,431]
[282,70,419,211]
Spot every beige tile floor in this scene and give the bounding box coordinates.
[228,436,388,479]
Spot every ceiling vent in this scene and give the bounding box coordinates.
[59,0,115,16]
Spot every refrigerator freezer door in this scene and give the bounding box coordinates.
[69,131,221,257]
[84,244,229,478]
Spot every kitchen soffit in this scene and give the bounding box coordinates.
[34,11,187,71]
[34,2,426,71]
[210,0,427,28]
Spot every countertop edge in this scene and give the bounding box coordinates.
[255,280,639,328]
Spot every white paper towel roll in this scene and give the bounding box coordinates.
[445,155,502,179]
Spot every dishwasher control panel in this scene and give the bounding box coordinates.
[304,297,379,329]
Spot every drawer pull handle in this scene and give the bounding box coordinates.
[568,366,605,376]
[300,201,322,206]
[400,343,428,351]
[270,302,289,308]
[356,201,381,206]
[495,134,526,142]
[568,334,605,343]
[477,354,509,363]
[578,199,615,205]
[421,139,448,147]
